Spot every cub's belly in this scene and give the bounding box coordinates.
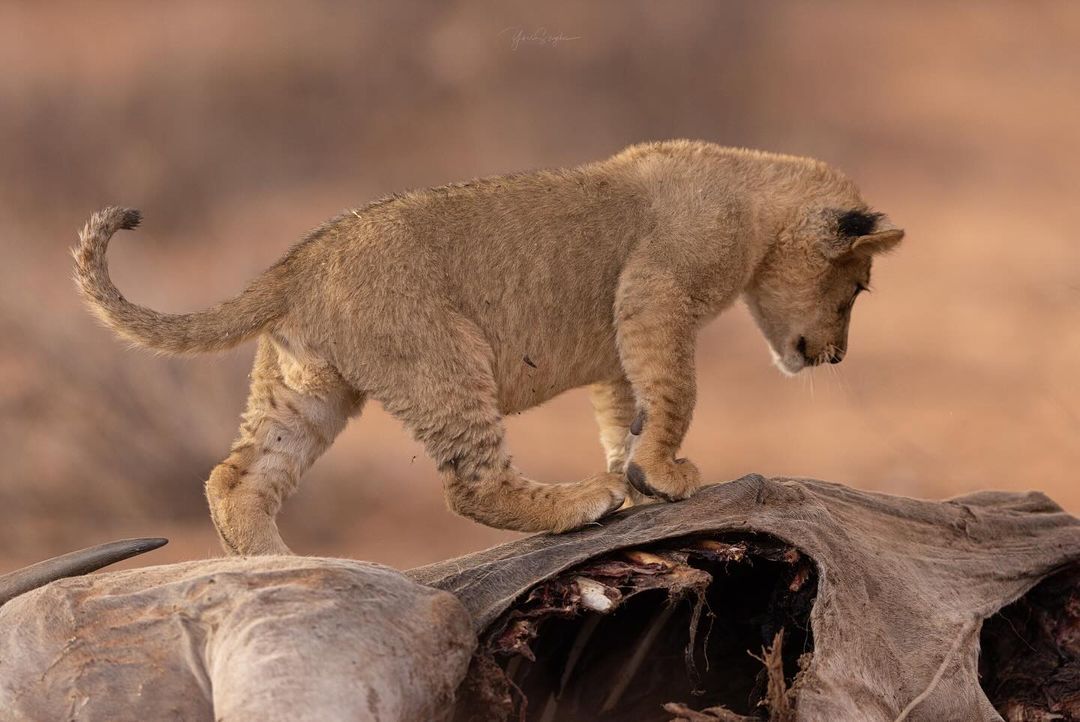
[492,332,622,414]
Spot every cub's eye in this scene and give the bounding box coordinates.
[838,285,868,314]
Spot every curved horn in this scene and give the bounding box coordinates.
[0,537,168,607]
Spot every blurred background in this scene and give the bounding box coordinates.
[1,1,1077,571]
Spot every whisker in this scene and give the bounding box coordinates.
[827,357,854,398]
[826,361,845,395]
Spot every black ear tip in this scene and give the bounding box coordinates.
[837,210,882,237]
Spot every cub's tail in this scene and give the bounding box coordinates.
[73,207,290,355]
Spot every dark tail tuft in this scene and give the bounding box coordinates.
[74,206,288,355]
[118,208,142,230]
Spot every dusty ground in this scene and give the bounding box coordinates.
[0,2,1077,572]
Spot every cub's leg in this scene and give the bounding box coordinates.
[205,338,364,555]
[589,377,657,508]
[588,377,637,474]
[366,315,626,533]
[614,271,703,501]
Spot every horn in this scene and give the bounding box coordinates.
[0,537,167,607]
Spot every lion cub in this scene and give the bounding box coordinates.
[75,140,902,555]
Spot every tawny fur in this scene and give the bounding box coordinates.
[74,140,903,555]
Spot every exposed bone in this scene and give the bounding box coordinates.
[574,576,618,613]
[663,701,757,721]
[623,550,676,568]
[690,539,748,564]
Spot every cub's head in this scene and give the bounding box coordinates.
[743,204,904,375]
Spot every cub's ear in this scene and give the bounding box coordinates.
[850,226,904,256]
[825,209,904,258]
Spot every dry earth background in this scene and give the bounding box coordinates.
[0,1,1077,571]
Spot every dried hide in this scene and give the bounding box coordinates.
[0,475,1076,721]
[0,556,475,722]
[410,474,1080,721]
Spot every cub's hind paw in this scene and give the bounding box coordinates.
[447,470,628,534]
[547,472,628,533]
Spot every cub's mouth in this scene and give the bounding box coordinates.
[769,335,844,375]
[769,343,807,376]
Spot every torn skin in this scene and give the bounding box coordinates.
[452,534,818,722]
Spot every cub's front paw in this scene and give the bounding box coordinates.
[625,456,702,502]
